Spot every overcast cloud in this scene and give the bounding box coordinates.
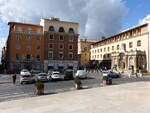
[139,14,150,25]
[0,0,128,40]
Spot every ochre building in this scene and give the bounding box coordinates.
[78,38,97,67]
[6,22,44,72]
[91,21,150,73]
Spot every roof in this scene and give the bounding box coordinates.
[42,18,79,25]
[8,22,43,27]
[92,23,148,45]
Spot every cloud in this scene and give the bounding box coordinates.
[139,15,150,25]
[0,0,127,40]
[0,37,6,58]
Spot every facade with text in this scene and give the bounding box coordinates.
[91,20,150,73]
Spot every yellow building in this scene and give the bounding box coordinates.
[91,22,150,73]
[78,38,97,67]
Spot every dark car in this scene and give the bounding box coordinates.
[107,71,120,78]
[64,69,74,80]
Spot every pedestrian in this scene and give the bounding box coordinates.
[12,73,17,84]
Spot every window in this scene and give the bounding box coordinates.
[28,28,32,33]
[69,52,73,59]
[129,42,133,48]
[69,37,73,42]
[59,44,64,49]
[16,54,20,60]
[48,26,55,32]
[49,44,53,49]
[112,46,114,51]
[117,45,119,50]
[16,35,21,40]
[36,55,40,61]
[36,36,41,40]
[104,48,106,52]
[16,44,21,49]
[36,45,40,50]
[27,36,32,40]
[37,29,41,34]
[26,54,31,60]
[108,47,110,51]
[17,26,22,32]
[27,45,32,50]
[68,28,74,33]
[48,51,53,59]
[137,40,141,46]
[122,44,126,51]
[59,52,63,59]
[49,35,54,40]
[59,27,65,32]
[69,45,73,50]
[59,35,64,40]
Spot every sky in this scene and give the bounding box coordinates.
[0,0,150,57]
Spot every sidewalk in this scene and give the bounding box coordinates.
[0,82,150,113]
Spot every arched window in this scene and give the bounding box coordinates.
[59,27,65,32]
[48,26,55,32]
[68,28,74,33]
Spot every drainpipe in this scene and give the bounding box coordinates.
[148,32,150,72]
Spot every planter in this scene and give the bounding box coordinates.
[74,77,82,89]
[75,83,82,89]
[36,88,44,95]
[102,76,112,85]
[35,81,44,95]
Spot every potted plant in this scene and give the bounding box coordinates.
[102,76,112,85]
[74,77,82,89]
[34,81,44,95]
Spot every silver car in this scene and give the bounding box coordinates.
[20,74,35,84]
[36,73,48,82]
[75,70,87,79]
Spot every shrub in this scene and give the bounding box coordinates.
[34,81,44,89]
[74,77,82,85]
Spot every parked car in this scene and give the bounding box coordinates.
[30,69,41,74]
[20,69,31,75]
[36,73,48,82]
[64,69,74,80]
[102,71,109,77]
[48,71,62,80]
[107,71,120,78]
[20,74,35,84]
[75,70,87,79]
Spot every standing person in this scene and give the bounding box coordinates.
[12,73,17,84]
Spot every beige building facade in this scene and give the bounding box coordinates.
[40,18,79,72]
[91,22,150,73]
[78,38,97,67]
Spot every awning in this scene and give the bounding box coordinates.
[48,64,54,66]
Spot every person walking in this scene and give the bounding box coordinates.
[12,73,17,84]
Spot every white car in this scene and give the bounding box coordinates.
[102,71,109,77]
[20,74,35,84]
[75,70,87,79]
[20,69,31,75]
[48,71,62,80]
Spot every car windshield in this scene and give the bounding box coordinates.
[21,69,29,72]
[53,72,59,74]
[38,74,47,76]
[22,75,31,77]
[76,70,85,74]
